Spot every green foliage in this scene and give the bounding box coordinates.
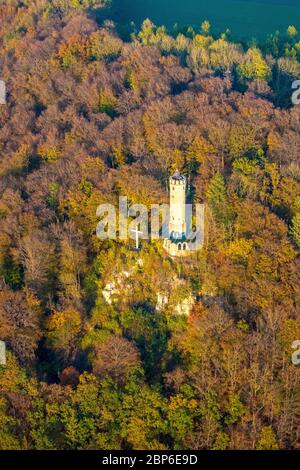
[0,399,21,450]
[119,305,170,382]
[46,182,59,209]
[207,173,235,229]
[79,178,93,197]
[287,25,298,38]
[2,253,23,291]
[207,173,227,210]
[98,90,118,117]
[201,20,211,35]
[167,385,198,448]
[237,319,250,332]
[232,157,259,176]
[290,213,300,248]
[224,393,247,425]
[212,432,230,450]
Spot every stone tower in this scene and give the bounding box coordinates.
[163,170,205,257]
[169,170,186,240]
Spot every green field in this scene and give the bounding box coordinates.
[112,0,300,41]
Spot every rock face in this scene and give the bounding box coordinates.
[156,291,195,316]
[156,293,169,311]
[174,295,195,316]
[102,259,195,316]
[102,259,144,305]
[102,281,119,305]
[102,271,131,305]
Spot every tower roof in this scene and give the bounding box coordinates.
[171,170,185,181]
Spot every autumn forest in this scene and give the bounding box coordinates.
[0,0,300,451]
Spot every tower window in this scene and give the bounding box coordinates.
[178,244,182,251]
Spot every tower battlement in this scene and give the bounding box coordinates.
[170,171,186,185]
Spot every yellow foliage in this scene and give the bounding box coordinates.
[237,47,271,82]
[186,136,215,165]
[46,309,82,351]
[112,145,125,167]
[169,394,197,412]
[87,30,122,60]
[193,34,213,49]
[38,145,61,162]
[227,238,253,260]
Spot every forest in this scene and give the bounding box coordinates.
[0,0,299,450]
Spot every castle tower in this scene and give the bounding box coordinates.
[163,170,205,257]
[169,170,186,240]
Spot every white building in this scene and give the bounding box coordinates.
[163,170,205,257]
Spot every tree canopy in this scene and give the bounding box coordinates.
[0,0,299,450]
